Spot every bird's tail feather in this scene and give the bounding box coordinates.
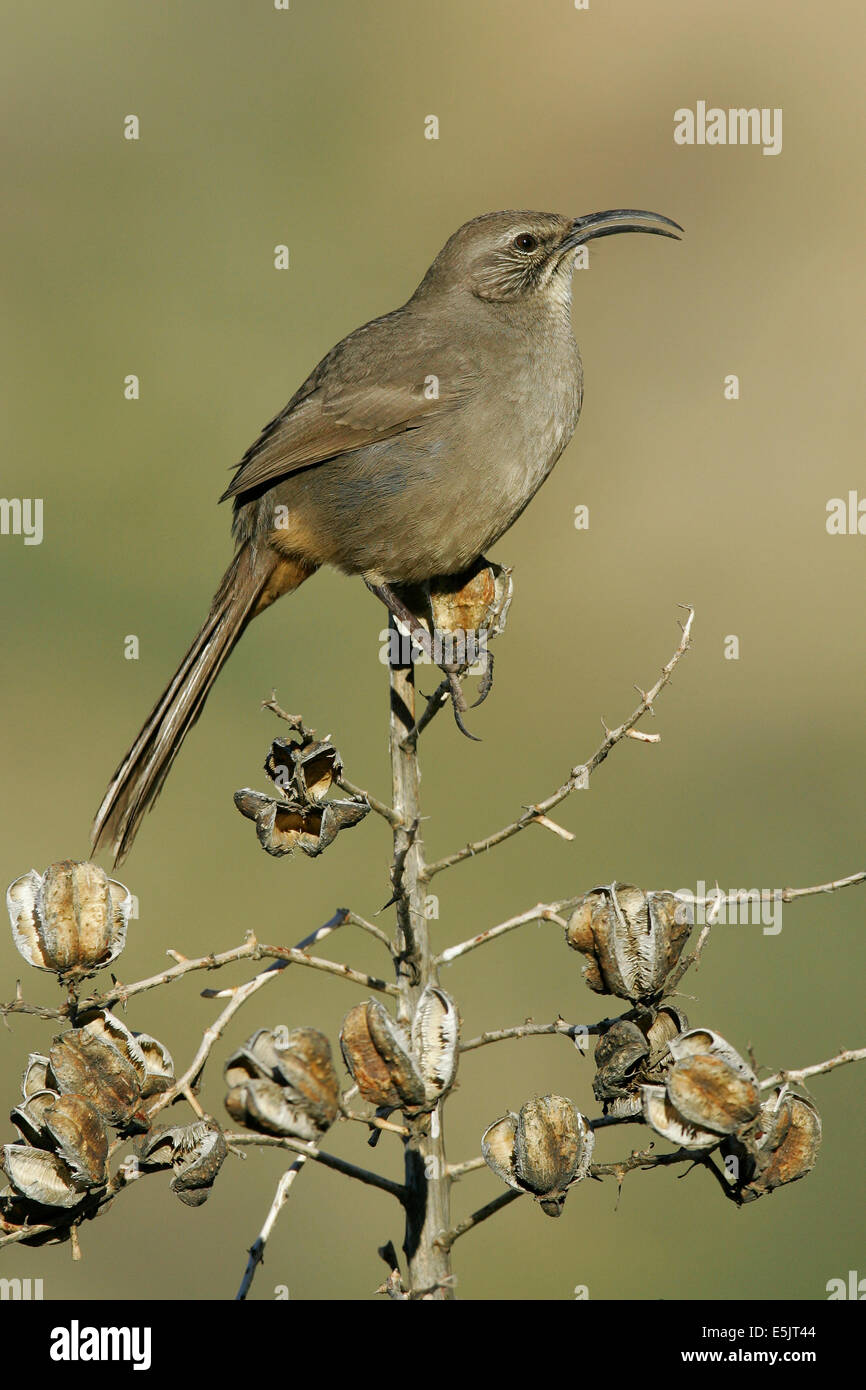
[91,545,299,866]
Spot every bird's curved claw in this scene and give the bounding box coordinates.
[470,649,495,708]
[447,670,481,741]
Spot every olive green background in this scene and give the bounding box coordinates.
[2,0,864,1301]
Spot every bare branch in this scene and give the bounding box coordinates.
[425,606,694,878]
[530,814,575,841]
[0,993,64,1023]
[438,902,573,967]
[666,870,866,991]
[73,909,353,1014]
[150,961,279,1115]
[460,1017,610,1053]
[146,912,394,1118]
[260,691,306,728]
[226,1133,406,1200]
[402,676,451,749]
[590,1144,704,1181]
[245,945,398,996]
[760,1046,866,1091]
[436,1189,522,1250]
[446,1157,487,1180]
[343,1111,409,1137]
[345,911,395,954]
[664,917,715,993]
[679,871,866,915]
[336,774,403,829]
[0,1223,53,1248]
[779,870,866,903]
[236,1159,308,1300]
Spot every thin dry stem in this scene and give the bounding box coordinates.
[424,606,695,879]
[460,1017,611,1053]
[235,1158,308,1300]
[438,901,573,966]
[760,1046,866,1091]
[227,1133,405,1199]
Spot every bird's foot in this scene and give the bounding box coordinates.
[366,579,488,740]
[440,646,494,737]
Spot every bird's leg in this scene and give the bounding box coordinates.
[365,581,480,740]
[365,581,437,662]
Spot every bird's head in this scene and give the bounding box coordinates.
[414,208,682,306]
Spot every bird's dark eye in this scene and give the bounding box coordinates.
[513,233,538,253]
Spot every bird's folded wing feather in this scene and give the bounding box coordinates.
[220,310,477,502]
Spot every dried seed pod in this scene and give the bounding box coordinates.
[427,558,514,639]
[42,1095,108,1187]
[21,1054,55,1098]
[234,789,369,858]
[269,1028,341,1131]
[592,1008,690,1117]
[395,558,514,650]
[667,1028,755,1076]
[757,1095,821,1190]
[642,1029,760,1150]
[224,1028,283,1086]
[593,1020,649,1115]
[169,1125,227,1207]
[645,1006,689,1073]
[565,882,689,1002]
[364,1003,428,1111]
[482,1095,594,1217]
[4,1090,109,1207]
[21,1054,56,1099]
[515,1096,595,1216]
[641,1085,721,1150]
[265,735,343,803]
[225,1027,340,1134]
[131,1032,175,1098]
[340,1001,426,1111]
[340,990,458,1116]
[224,1076,324,1142]
[137,1127,180,1170]
[410,987,459,1107]
[140,1122,227,1207]
[723,1092,822,1203]
[49,1029,147,1132]
[667,1056,760,1135]
[11,1089,60,1147]
[78,1010,175,1100]
[6,861,132,977]
[481,1112,520,1189]
[2,1145,91,1209]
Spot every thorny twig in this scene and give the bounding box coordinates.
[0,909,390,1023]
[226,1133,405,1200]
[235,1159,307,1300]
[149,911,398,1116]
[424,606,695,879]
[438,902,573,966]
[336,774,403,829]
[261,687,402,828]
[402,676,451,749]
[460,1016,616,1053]
[759,1046,866,1091]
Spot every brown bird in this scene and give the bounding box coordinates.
[92,207,681,864]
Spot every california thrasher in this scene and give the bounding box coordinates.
[92,207,681,864]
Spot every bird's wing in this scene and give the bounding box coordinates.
[220,309,476,503]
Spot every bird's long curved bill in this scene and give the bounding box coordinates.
[561,209,683,249]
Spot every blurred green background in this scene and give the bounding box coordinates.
[2,0,864,1301]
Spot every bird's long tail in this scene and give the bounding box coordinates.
[91,544,313,866]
